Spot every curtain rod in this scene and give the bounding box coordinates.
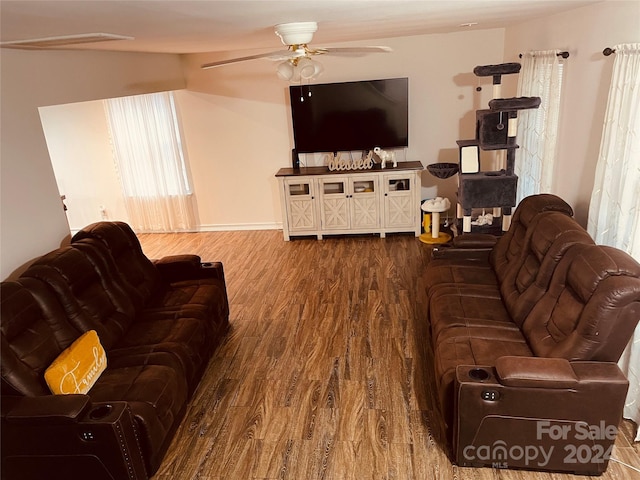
[518,51,569,59]
[603,47,616,56]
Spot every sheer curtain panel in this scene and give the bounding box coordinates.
[515,50,565,202]
[104,92,196,232]
[587,43,640,440]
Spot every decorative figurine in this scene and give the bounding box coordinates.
[373,147,397,169]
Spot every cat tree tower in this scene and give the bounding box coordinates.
[455,62,541,233]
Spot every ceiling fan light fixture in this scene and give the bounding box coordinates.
[276,60,296,81]
[275,22,318,46]
[277,56,323,82]
[298,57,323,80]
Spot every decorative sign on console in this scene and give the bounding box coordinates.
[326,151,374,171]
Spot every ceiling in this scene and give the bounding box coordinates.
[1,0,601,55]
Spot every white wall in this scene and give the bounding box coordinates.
[173,87,291,229]
[502,0,640,225]
[179,28,504,227]
[39,100,129,230]
[0,48,185,279]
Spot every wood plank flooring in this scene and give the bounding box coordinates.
[137,230,640,480]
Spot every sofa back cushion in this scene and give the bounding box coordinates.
[500,212,595,325]
[490,194,573,282]
[522,244,640,362]
[1,281,79,396]
[72,238,147,311]
[20,247,135,350]
[72,221,163,303]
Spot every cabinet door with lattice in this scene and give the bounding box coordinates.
[383,174,415,229]
[349,176,380,229]
[285,179,317,232]
[319,178,349,230]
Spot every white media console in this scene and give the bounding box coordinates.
[276,161,423,241]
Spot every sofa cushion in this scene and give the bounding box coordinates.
[143,279,229,330]
[433,328,532,429]
[1,281,79,396]
[434,328,532,383]
[425,258,496,293]
[489,193,573,282]
[72,221,163,303]
[21,248,136,350]
[428,284,516,342]
[499,212,594,325]
[114,317,209,385]
[44,330,107,395]
[523,244,640,362]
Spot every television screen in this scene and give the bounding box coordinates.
[289,78,408,154]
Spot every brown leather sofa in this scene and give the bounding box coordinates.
[1,221,230,480]
[426,194,640,475]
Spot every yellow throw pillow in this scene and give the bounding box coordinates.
[45,330,107,395]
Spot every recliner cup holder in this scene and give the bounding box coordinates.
[468,368,490,381]
[201,262,213,267]
[89,404,113,420]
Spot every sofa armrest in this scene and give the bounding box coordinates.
[453,362,629,474]
[2,394,91,425]
[154,254,200,279]
[2,397,148,479]
[154,255,225,282]
[495,356,579,388]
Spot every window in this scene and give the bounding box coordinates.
[104,91,195,231]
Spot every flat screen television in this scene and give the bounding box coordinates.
[289,77,408,154]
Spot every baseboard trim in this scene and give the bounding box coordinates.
[196,222,282,232]
[70,223,283,235]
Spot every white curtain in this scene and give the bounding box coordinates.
[587,43,640,441]
[104,92,196,232]
[515,50,565,202]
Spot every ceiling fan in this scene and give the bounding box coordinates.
[201,22,392,81]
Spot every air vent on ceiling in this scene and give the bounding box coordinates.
[0,33,134,49]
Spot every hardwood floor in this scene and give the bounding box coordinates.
[137,230,640,480]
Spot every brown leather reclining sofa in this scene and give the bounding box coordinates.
[426,194,640,475]
[1,221,230,480]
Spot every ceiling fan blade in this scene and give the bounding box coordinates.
[0,33,134,49]
[201,50,291,69]
[315,46,393,57]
